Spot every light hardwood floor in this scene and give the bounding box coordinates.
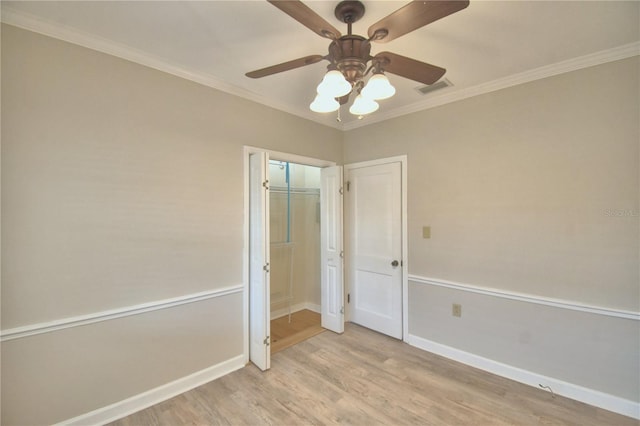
[271,309,325,354]
[110,323,636,425]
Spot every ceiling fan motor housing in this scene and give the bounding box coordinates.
[329,35,371,84]
[334,1,366,24]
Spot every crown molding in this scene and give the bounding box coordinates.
[2,7,638,132]
[343,41,640,131]
[0,7,344,130]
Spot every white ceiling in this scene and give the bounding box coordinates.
[2,1,639,130]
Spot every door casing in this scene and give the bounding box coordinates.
[243,146,337,365]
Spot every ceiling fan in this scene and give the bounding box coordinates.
[246,0,469,117]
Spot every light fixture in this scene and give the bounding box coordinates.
[310,93,340,113]
[316,69,352,98]
[247,0,459,121]
[305,4,400,119]
[309,62,396,118]
[361,72,396,100]
[349,94,379,116]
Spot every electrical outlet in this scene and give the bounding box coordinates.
[452,303,462,317]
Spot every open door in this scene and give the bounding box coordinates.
[249,152,270,370]
[320,166,344,333]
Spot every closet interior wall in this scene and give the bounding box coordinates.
[269,162,321,319]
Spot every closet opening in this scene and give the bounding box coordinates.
[268,160,325,354]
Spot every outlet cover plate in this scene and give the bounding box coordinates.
[423,226,431,239]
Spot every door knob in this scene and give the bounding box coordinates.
[391,260,399,267]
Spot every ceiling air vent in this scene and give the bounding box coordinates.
[416,78,453,95]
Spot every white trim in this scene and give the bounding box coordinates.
[270,302,321,320]
[344,155,409,341]
[57,354,246,426]
[245,146,337,169]
[343,155,408,172]
[243,147,251,365]
[409,274,639,321]
[407,334,640,420]
[1,284,244,342]
[343,42,640,131]
[401,157,409,342]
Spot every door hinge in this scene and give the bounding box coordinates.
[347,293,350,303]
[262,180,269,190]
[263,262,270,272]
[263,336,270,346]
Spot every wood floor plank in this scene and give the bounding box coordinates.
[270,309,325,354]
[109,324,637,426]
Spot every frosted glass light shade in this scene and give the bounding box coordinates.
[349,94,379,116]
[310,93,340,113]
[317,70,352,98]
[361,73,396,100]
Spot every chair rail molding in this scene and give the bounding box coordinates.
[1,284,244,342]
[408,274,639,320]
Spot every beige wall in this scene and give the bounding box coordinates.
[344,57,639,402]
[2,20,639,424]
[269,163,321,316]
[270,188,321,313]
[2,295,244,425]
[1,24,341,425]
[345,57,639,312]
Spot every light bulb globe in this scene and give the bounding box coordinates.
[361,73,396,100]
[310,94,340,113]
[317,70,352,98]
[349,94,379,116]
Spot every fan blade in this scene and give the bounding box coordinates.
[374,52,446,85]
[268,0,341,40]
[368,0,469,43]
[246,55,325,78]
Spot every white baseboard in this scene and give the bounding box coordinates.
[58,354,246,426]
[406,334,640,420]
[271,302,321,320]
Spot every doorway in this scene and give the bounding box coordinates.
[244,147,342,370]
[268,160,324,353]
[246,150,406,368]
[344,156,408,340]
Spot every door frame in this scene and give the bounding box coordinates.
[344,155,409,341]
[243,146,337,364]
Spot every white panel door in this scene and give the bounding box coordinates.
[249,152,270,371]
[320,166,344,333]
[347,162,402,339]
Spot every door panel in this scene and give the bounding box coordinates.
[347,162,402,339]
[354,270,394,317]
[249,152,270,370]
[320,166,344,333]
